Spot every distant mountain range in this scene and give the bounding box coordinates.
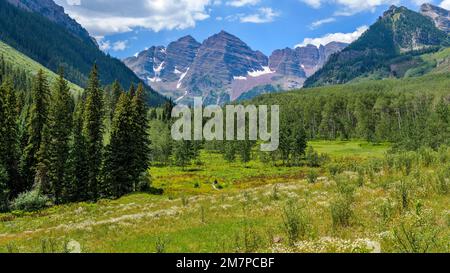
[124,31,347,104]
[0,0,167,106]
[305,4,450,87]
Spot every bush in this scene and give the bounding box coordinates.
[392,210,441,253]
[330,196,353,228]
[11,190,50,212]
[282,199,311,246]
[136,172,152,192]
[306,169,319,184]
[305,146,320,167]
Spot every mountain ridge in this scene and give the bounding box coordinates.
[304,5,449,88]
[124,31,347,104]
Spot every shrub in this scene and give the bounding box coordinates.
[11,190,50,212]
[306,169,319,184]
[271,184,280,201]
[330,196,353,228]
[305,146,320,167]
[282,199,311,246]
[392,210,441,253]
[335,175,356,199]
[327,163,343,176]
[435,170,449,195]
[136,172,152,192]
[396,180,411,211]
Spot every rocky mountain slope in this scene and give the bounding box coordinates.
[421,3,450,34]
[5,0,97,46]
[124,31,346,104]
[304,5,449,88]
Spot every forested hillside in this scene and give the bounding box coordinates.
[253,73,450,150]
[305,6,449,87]
[0,40,82,95]
[0,0,166,106]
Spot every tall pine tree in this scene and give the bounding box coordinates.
[0,78,20,196]
[103,92,134,198]
[69,101,89,202]
[83,65,104,201]
[21,70,49,192]
[40,71,74,203]
[130,83,150,188]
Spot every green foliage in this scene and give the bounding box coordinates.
[252,73,450,150]
[11,190,50,212]
[330,196,353,228]
[102,92,135,198]
[21,70,50,191]
[282,199,311,246]
[392,209,442,253]
[83,65,104,201]
[40,71,74,203]
[306,169,319,184]
[0,1,166,106]
[304,6,448,87]
[0,164,9,212]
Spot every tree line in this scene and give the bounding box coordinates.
[0,64,151,211]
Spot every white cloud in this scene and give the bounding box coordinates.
[299,0,402,15]
[235,7,280,23]
[300,0,323,8]
[410,0,429,5]
[310,17,336,29]
[441,0,450,9]
[54,0,212,36]
[97,39,128,52]
[112,40,128,51]
[226,0,261,7]
[295,25,368,47]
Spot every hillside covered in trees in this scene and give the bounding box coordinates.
[0,0,166,106]
[304,6,449,87]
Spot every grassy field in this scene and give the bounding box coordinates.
[0,141,448,253]
[0,40,83,95]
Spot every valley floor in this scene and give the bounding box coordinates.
[0,141,448,253]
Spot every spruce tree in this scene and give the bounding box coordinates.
[69,101,89,202]
[21,70,50,192]
[0,164,9,212]
[103,92,134,198]
[83,65,104,201]
[42,71,74,203]
[130,83,150,188]
[110,80,122,114]
[0,78,20,196]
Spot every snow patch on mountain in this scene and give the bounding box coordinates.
[177,68,189,89]
[248,66,274,77]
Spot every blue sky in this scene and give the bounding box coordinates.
[54,0,450,59]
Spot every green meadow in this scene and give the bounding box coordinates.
[1,141,448,253]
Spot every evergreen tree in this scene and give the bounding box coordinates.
[21,70,50,192]
[173,140,194,169]
[69,101,89,202]
[83,65,104,201]
[110,80,123,113]
[103,93,134,198]
[0,78,20,196]
[292,124,307,164]
[130,83,150,188]
[43,71,74,203]
[0,164,9,212]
